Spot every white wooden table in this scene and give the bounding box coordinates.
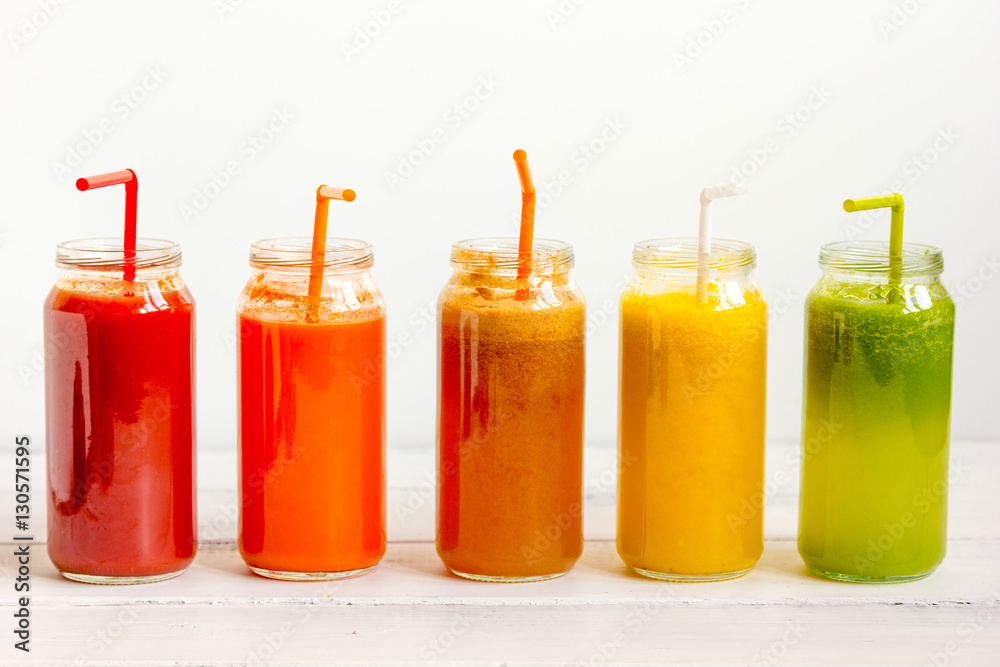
[3,442,998,665]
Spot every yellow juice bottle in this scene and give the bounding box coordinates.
[617,235,767,581]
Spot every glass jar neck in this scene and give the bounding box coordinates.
[249,237,374,276]
[632,238,756,279]
[56,237,181,272]
[818,241,943,281]
[54,238,184,295]
[449,237,573,277]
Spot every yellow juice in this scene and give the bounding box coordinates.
[618,279,767,580]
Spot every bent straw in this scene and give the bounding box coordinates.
[308,185,356,321]
[76,169,138,283]
[697,182,747,301]
[843,193,905,289]
[513,149,536,300]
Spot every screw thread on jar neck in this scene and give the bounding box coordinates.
[56,237,181,271]
[249,237,374,272]
[450,237,574,275]
[632,238,756,277]
[818,241,943,279]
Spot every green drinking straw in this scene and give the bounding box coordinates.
[842,193,905,290]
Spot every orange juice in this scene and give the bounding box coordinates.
[237,238,386,580]
[617,239,766,581]
[238,314,385,575]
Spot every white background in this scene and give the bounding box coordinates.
[2,0,998,460]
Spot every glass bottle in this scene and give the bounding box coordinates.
[237,237,386,580]
[437,238,585,582]
[799,241,954,583]
[45,238,196,584]
[617,238,767,581]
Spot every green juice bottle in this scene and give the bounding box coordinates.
[799,238,954,583]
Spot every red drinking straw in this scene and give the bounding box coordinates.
[308,185,357,322]
[513,150,536,301]
[76,169,138,283]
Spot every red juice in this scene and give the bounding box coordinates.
[45,268,196,583]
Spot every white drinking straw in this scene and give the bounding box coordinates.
[697,182,747,301]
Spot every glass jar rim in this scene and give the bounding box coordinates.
[632,237,756,271]
[450,237,574,271]
[55,237,181,270]
[819,241,943,276]
[249,237,374,269]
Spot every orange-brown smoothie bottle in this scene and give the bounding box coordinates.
[437,238,585,582]
[237,238,385,580]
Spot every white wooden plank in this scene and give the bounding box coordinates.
[8,584,1000,665]
[2,541,999,664]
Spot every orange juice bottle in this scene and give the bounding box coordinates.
[437,238,585,582]
[617,238,767,581]
[238,237,385,580]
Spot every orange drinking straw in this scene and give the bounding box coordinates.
[76,169,138,283]
[308,185,356,321]
[513,149,536,300]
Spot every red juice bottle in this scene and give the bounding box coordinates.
[44,238,196,584]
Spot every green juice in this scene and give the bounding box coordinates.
[799,275,954,582]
